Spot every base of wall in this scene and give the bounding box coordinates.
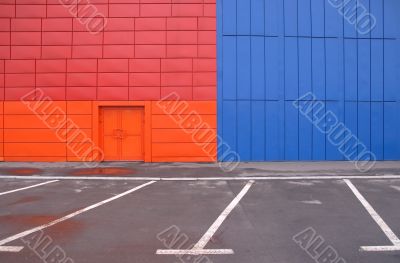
[0,100,217,162]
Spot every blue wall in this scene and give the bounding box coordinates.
[217,0,400,161]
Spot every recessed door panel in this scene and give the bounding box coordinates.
[100,107,144,161]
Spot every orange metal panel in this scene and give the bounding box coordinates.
[4,129,64,143]
[0,143,3,159]
[4,143,66,157]
[152,142,216,157]
[67,156,92,162]
[151,115,216,129]
[152,157,215,162]
[4,101,67,114]
[67,101,92,114]
[67,142,92,159]
[152,129,216,143]
[144,101,152,162]
[5,157,67,162]
[4,115,66,129]
[67,129,92,143]
[67,115,92,129]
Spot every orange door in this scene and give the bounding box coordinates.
[100,107,144,161]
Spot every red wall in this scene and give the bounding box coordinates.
[0,0,217,162]
[0,0,216,100]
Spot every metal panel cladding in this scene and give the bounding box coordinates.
[217,0,400,161]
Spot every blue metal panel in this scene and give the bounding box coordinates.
[344,102,358,161]
[326,38,344,101]
[222,101,237,157]
[284,38,298,100]
[222,37,236,100]
[371,40,383,101]
[284,0,297,36]
[384,40,399,101]
[358,39,371,101]
[344,39,357,101]
[285,101,299,160]
[251,101,265,160]
[265,37,284,100]
[265,0,284,36]
[237,0,250,35]
[237,101,251,160]
[251,37,265,100]
[371,102,383,160]
[266,101,284,160]
[298,101,313,160]
[298,0,311,37]
[237,37,251,100]
[384,0,400,38]
[370,0,383,38]
[251,0,265,35]
[298,38,312,96]
[222,0,236,35]
[384,102,400,159]
[343,0,358,38]
[312,38,325,100]
[358,102,371,159]
[311,0,324,37]
[326,101,344,160]
[218,0,400,161]
[312,101,326,160]
[357,0,370,38]
[325,0,343,37]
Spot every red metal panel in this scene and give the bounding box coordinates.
[135,18,165,31]
[98,59,129,73]
[41,46,71,59]
[42,18,72,31]
[16,5,46,17]
[66,87,96,100]
[97,87,129,100]
[36,59,66,73]
[11,18,41,31]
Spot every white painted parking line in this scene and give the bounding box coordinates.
[0,180,58,196]
[156,249,234,255]
[157,180,254,255]
[344,179,400,252]
[0,246,24,252]
[0,180,156,253]
[360,246,400,252]
[2,175,400,181]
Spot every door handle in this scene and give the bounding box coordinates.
[113,129,126,139]
[113,129,122,139]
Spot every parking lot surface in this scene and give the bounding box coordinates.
[0,162,400,263]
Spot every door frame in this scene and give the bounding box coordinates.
[92,101,152,162]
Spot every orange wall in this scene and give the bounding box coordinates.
[0,101,216,162]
